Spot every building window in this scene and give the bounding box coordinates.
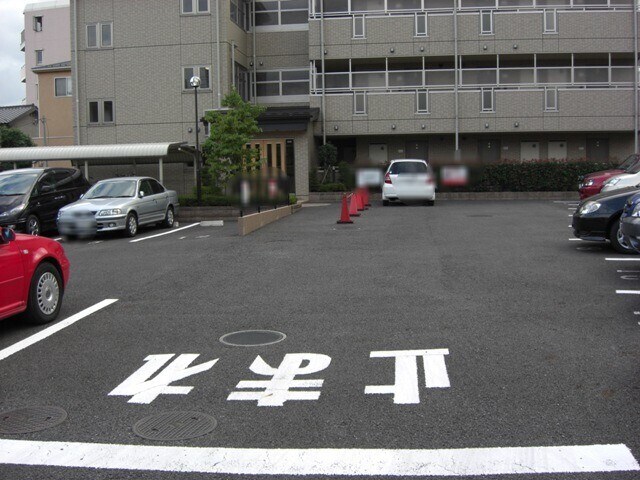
[543,9,557,33]
[231,0,250,30]
[416,90,429,113]
[183,66,211,90]
[255,69,309,98]
[480,10,493,35]
[481,88,494,112]
[35,50,43,65]
[354,91,367,115]
[255,0,308,27]
[415,13,427,37]
[235,63,250,101]
[353,15,365,38]
[54,77,72,97]
[544,87,557,111]
[87,23,112,48]
[88,100,115,124]
[182,0,210,14]
[33,16,43,32]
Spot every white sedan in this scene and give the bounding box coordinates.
[601,163,640,193]
[382,159,435,206]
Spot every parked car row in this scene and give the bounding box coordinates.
[0,168,179,239]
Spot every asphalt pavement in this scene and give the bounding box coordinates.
[0,200,638,479]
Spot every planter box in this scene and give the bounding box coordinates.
[177,206,240,222]
[238,205,296,236]
[309,191,579,202]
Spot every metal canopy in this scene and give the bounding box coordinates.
[0,142,195,164]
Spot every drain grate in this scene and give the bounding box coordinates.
[133,411,217,441]
[219,330,286,347]
[0,406,67,434]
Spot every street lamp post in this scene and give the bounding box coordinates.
[190,75,202,206]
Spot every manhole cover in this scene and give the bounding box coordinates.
[0,406,67,434]
[133,411,217,441]
[219,330,286,347]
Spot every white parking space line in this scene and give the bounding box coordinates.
[568,238,583,241]
[616,290,640,295]
[200,220,224,227]
[129,223,199,243]
[179,236,186,240]
[53,237,62,242]
[0,440,636,477]
[196,235,210,239]
[606,258,640,261]
[0,299,118,362]
[88,241,103,245]
[617,270,640,273]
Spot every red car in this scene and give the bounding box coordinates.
[0,227,70,324]
[579,154,640,200]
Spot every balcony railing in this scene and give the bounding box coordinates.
[312,65,635,92]
[20,64,26,83]
[20,30,25,52]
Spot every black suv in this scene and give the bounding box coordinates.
[0,168,90,235]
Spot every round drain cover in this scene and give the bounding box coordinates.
[219,330,286,347]
[0,406,67,434]
[133,411,217,441]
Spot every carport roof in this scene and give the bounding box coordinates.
[0,142,195,164]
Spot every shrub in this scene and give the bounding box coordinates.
[309,167,320,191]
[318,183,347,192]
[289,193,297,205]
[338,161,355,190]
[178,195,238,207]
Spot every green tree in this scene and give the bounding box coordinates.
[0,125,35,148]
[318,142,338,184]
[202,89,266,189]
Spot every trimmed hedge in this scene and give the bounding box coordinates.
[445,161,619,192]
[178,195,238,207]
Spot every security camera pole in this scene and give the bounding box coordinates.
[190,75,202,206]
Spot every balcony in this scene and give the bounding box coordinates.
[20,64,26,83]
[20,30,25,52]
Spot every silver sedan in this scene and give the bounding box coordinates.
[57,177,179,238]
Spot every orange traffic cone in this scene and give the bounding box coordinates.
[356,190,365,211]
[337,194,353,224]
[348,193,360,217]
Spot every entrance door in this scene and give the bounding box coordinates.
[548,141,567,160]
[369,144,388,165]
[251,140,287,174]
[479,139,501,163]
[405,141,428,161]
[520,141,539,162]
[586,138,609,162]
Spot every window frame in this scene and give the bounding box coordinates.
[543,9,557,33]
[86,22,113,48]
[255,68,310,99]
[254,0,309,29]
[33,16,43,32]
[544,87,558,111]
[480,10,493,35]
[182,0,210,14]
[35,49,43,65]
[415,12,427,37]
[54,77,72,97]
[416,89,429,113]
[88,100,115,125]
[353,14,365,38]
[353,91,367,115]
[182,65,212,91]
[481,88,494,112]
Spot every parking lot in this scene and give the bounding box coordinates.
[0,200,639,479]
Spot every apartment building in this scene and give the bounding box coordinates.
[72,0,639,196]
[21,0,72,146]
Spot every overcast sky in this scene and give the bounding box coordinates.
[0,0,31,106]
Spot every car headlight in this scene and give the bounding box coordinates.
[579,201,601,215]
[98,208,122,216]
[0,204,26,218]
[605,178,620,187]
[583,179,594,187]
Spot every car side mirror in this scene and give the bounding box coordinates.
[0,227,16,245]
[139,191,145,198]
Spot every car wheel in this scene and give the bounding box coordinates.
[24,262,63,324]
[162,206,175,228]
[124,212,138,238]
[26,215,41,236]
[609,219,636,254]
[382,200,389,206]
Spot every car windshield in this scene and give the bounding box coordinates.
[84,180,137,199]
[0,172,39,196]
[626,161,640,174]
[389,162,429,174]
[621,155,640,173]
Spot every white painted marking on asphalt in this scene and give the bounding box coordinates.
[129,223,199,243]
[88,240,103,245]
[0,299,118,362]
[179,236,186,240]
[606,258,640,261]
[109,354,218,404]
[620,275,639,280]
[53,237,62,241]
[616,290,640,295]
[200,220,224,227]
[0,440,636,476]
[568,214,573,217]
[196,235,210,239]
[568,238,583,241]
[634,311,640,315]
[617,270,640,273]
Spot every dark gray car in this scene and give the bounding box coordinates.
[57,177,179,238]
